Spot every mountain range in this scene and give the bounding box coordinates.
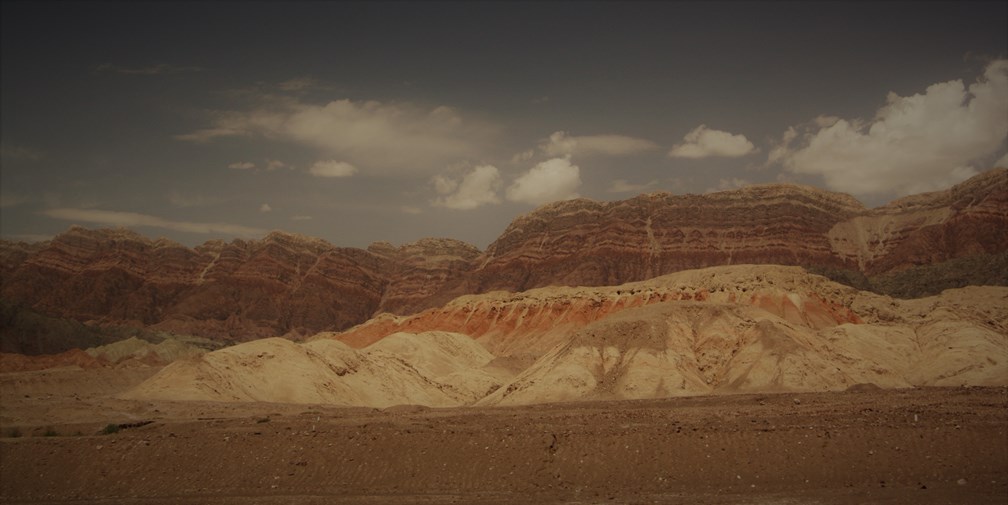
[1,168,1005,354]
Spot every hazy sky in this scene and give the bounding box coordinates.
[2,1,1006,248]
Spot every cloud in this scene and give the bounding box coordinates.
[259,203,272,213]
[95,63,201,75]
[511,149,535,163]
[401,206,423,215]
[42,208,266,237]
[228,161,256,170]
[607,179,658,194]
[506,158,582,206]
[309,160,357,178]
[177,98,492,173]
[541,131,659,157]
[265,159,291,171]
[291,215,313,221]
[668,125,757,159]
[432,165,502,210]
[771,59,1008,197]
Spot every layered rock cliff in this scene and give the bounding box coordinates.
[1,169,1005,351]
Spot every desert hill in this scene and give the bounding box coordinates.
[1,169,1006,353]
[123,265,1008,407]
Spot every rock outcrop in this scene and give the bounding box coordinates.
[1,169,1005,351]
[123,265,1008,407]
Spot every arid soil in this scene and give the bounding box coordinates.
[1,366,1005,504]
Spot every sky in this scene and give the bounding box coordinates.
[2,1,1007,249]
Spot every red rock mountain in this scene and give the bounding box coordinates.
[1,169,1005,352]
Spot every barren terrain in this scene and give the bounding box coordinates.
[1,364,1006,504]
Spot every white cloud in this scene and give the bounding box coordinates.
[506,157,582,206]
[772,59,1008,196]
[260,203,272,213]
[432,165,502,210]
[291,215,313,221]
[42,208,266,237]
[668,125,757,158]
[432,174,458,195]
[511,149,535,163]
[541,131,658,157]
[309,160,357,178]
[265,159,291,171]
[178,98,492,173]
[228,161,255,170]
[607,179,658,194]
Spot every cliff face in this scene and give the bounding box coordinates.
[826,169,1008,274]
[471,183,867,292]
[1,169,1005,351]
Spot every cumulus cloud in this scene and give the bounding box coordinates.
[668,125,757,159]
[42,208,266,237]
[259,203,272,213]
[541,131,658,157]
[607,179,658,194]
[309,160,357,178]
[431,165,502,210]
[178,98,491,173]
[506,157,581,206]
[771,59,1008,196]
[228,161,256,170]
[511,149,535,163]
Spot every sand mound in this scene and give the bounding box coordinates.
[123,332,507,407]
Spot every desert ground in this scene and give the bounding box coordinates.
[1,365,1005,505]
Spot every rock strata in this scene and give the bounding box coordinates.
[1,169,1005,349]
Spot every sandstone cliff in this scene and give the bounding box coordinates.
[1,169,1005,351]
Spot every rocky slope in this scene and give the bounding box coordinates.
[123,265,1008,407]
[1,169,1005,351]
